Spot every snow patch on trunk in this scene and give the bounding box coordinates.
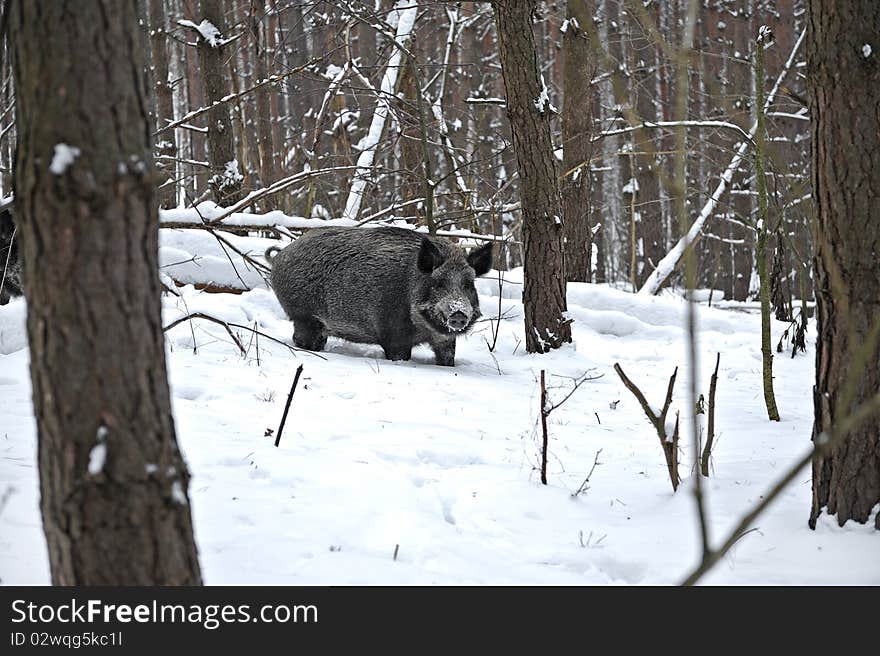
[49,144,81,175]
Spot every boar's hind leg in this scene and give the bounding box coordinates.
[292,315,327,351]
[431,337,456,367]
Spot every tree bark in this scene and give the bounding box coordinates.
[628,5,663,289]
[196,0,244,204]
[561,0,595,282]
[396,57,424,222]
[8,0,203,584]
[493,0,571,353]
[808,0,880,529]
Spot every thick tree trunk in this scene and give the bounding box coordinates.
[149,0,178,208]
[196,0,243,204]
[808,0,880,529]
[561,0,595,283]
[9,0,202,584]
[493,0,571,353]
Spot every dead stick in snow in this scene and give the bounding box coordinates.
[275,365,304,447]
[614,363,680,491]
[700,353,721,476]
[540,370,549,485]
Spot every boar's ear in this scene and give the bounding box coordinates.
[417,237,444,274]
[467,241,493,277]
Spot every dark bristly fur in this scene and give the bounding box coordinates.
[0,208,23,305]
[266,227,493,366]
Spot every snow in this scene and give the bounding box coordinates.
[158,227,274,292]
[1,274,878,585]
[323,63,344,79]
[178,19,221,47]
[171,480,188,505]
[87,444,106,476]
[212,159,243,190]
[560,17,579,34]
[533,74,557,114]
[49,144,81,175]
[622,178,639,195]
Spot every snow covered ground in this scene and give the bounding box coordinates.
[1,273,877,585]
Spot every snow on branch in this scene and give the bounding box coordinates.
[594,120,755,147]
[177,18,239,48]
[638,28,806,296]
[341,1,419,221]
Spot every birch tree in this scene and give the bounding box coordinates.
[342,1,419,221]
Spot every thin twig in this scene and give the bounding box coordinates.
[163,312,247,355]
[682,389,880,585]
[163,311,326,360]
[154,57,321,136]
[572,449,603,497]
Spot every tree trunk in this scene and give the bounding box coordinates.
[182,0,208,202]
[561,0,595,283]
[196,0,243,204]
[755,34,781,422]
[629,6,663,290]
[8,0,202,584]
[808,0,880,529]
[149,0,178,208]
[493,0,571,353]
[250,0,276,191]
[396,58,424,222]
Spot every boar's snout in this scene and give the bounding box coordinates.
[441,296,477,333]
[448,311,469,332]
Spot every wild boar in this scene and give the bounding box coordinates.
[0,208,23,305]
[266,226,493,366]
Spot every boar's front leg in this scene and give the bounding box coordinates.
[381,340,413,361]
[293,315,327,351]
[379,323,414,361]
[431,336,456,367]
